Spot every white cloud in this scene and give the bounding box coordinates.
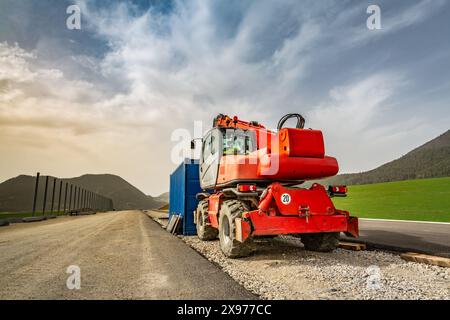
[0,42,166,194]
[308,71,446,173]
[309,73,408,172]
[0,43,35,83]
[0,0,448,194]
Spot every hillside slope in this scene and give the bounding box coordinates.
[322,130,450,185]
[65,174,162,210]
[152,192,169,203]
[0,174,161,212]
[333,177,450,222]
[0,175,36,213]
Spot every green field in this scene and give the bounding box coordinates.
[333,177,450,222]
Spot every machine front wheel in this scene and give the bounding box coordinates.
[301,232,340,252]
[218,200,252,258]
[196,200,218,241]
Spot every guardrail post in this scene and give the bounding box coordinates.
[42,176,49,216]
[71,186,74,212]
[32,172,40,217]
[73,186,77,212]
[50,177,57,214]
[69,185,73,213]
[81,189,84,211]
[78,187,81,210]
[63,182,68,214]
[77,187,81,211]
[73,186,76,211]
[78,187,81,211]
[57,180,63,215]
[75,186,79,211]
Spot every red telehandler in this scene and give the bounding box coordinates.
[193,114,358,258]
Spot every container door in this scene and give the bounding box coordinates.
[184,162,202,235]
[169,164,185,220]
[200,129,220,189]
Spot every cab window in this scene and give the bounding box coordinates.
[222,130,255,155]
[202,132,212,161]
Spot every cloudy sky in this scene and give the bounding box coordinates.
[0,0,449,196]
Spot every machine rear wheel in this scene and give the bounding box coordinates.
[301,232,340,252]
[219,200,252,258]
[196,200,218,241]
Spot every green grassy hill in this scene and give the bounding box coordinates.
[320,130,450,186]
[333,177,450,222]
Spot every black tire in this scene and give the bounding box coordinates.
[301,232,340,252]
[219,200,252,258]
[196,200,218,241]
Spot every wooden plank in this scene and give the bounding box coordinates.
[235,218,242,242]
[401,252,450,268]
[339,241,366,251]
[172,215,182,235]
[170,216,178,234]
[166,215,177,233]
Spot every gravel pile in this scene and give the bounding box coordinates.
[182,235,449,300]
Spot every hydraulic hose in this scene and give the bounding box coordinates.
[277,113,306,131]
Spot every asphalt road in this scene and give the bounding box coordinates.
[344,218,450,258]
[0,210,256,300]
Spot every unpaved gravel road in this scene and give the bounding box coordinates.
[0,211,255,300]
[183,236,450,300]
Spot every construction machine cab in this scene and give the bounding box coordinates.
[197,113,339,189]
[199,128,257,189]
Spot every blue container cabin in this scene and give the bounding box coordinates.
[169,159,201,235]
